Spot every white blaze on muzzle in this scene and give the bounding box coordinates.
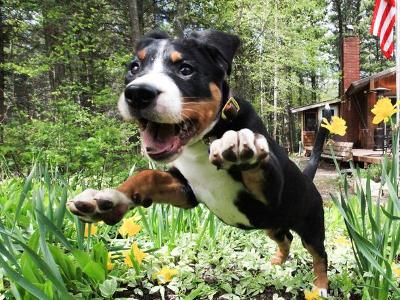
[118,40,182,124]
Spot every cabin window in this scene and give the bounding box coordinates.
[304,111,317,131]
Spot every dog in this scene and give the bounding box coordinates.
[67,30,329,297]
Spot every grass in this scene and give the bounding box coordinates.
[0,162,366,299]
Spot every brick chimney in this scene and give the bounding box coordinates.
[340,36,360,96]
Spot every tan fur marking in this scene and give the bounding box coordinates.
[304,244,329,290]
[170,51,182,63]
[181,82,222,134]
[242,168,267,204]
[117,170,194,208]
[266,229,292,265]
[138,49,147,60]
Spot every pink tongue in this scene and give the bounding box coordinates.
[142,122,181,154]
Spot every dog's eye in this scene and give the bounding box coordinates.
[130,62,141,74]
[179,63,194,76]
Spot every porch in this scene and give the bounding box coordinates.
[304,147,386,165]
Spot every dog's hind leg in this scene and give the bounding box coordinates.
[299,224,328,296]
[266,229,293,265]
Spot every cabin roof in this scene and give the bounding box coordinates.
[345,67,396,96]
[291,99,341,113]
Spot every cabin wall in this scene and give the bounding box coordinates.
[300,104,339,148]
[342,73,396,149]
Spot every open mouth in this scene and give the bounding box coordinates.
[139,118,198,161]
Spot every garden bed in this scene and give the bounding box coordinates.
[0,163,367,299]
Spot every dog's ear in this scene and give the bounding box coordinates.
[190,30,240,75]
[136,31,170,51]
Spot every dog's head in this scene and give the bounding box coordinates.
[118,30,240,162]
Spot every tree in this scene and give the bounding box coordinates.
[0,0,6,143]
[128,0,142,47]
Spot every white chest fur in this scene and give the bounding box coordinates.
[173,142,252,227]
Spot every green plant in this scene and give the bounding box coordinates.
[0,163,117,299]
[331,133,400,299]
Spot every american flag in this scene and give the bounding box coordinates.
[371,0,396,59]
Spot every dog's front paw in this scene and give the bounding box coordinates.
[67,189,133,225]
[209,129,269,169]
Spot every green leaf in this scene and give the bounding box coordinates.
[0,255,52,300]
[72,250,92,269]
[49,245,77,280]
[99,278,117,298]
[381,206,400,221]
[35,209,73,250]
[92,242,108,270]
[83,261,105,283]
[14,164,36,227]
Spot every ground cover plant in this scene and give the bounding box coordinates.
[0,159,367,300]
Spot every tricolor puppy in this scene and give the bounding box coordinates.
[68,30,329,296]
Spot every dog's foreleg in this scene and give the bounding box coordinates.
[209,129,284,205]
[67,169,197,225]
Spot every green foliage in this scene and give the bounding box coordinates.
[1,97,146,182]
[331,131,400,300]
[0,162,365,299]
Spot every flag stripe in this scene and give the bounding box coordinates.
[372,0,387,35]
[371,0,395,59]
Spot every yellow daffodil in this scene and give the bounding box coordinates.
[304,288,321,300]
[123,242,148,267]
[118,217,141,237]
[154,267,179,284]
[107,252,113,271]
[321,116,347,136]
[84,224,97,237]
[392,263,400,277]
[371,97,398,124]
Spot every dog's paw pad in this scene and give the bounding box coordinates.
[209,129,269,169]
[74,199,97,213]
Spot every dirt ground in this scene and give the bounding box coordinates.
[291,156,340,201]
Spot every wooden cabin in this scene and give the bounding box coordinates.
[291,36,396,164]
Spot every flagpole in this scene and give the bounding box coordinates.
[396,0,400,181]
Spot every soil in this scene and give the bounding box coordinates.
[291,156,341,201]
[115,284,362,300]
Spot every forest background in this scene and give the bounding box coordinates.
[0,0,395,181]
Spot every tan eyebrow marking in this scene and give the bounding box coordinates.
[137,49,147,60]
[170,51,183,63]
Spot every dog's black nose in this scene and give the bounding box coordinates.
[124,84,159,109]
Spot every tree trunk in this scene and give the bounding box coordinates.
[333,0,343,96]
[0,0,6,143]
[42,2,65,92]
[173,0,185,38]
[311,72,317,103]
[272,0,278,140]
[273,64,278,140]
[128,0,142,48]
[287,105,295,153]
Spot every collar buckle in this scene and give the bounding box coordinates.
[221,97,240,121]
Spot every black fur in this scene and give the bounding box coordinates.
[127,30,329,278]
